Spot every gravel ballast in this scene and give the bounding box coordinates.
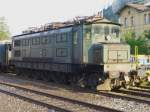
[0,92,49,112]
[0,74,150,112]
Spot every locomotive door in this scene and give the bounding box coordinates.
[108,50,128,63]
[72,27,82,63]
[108,50,118,63]
[117,50,128,62]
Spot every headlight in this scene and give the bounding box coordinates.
[124,75,130,82]
[106,35,111,40]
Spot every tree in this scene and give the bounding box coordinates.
[126,37,148,54]
[0,17,10,40]
[122,31,149,54]
[121,30,135,41]
[143,30,150,39]
[143,30,150,54]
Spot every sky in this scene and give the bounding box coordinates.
[0,0,113,35]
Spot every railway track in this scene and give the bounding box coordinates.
[129,87,150,93]
[0,89,69,112]
[97,90,150,105]
[113,88,150,98]
[1,74,150,105]
[0,73,150,112]
[0,81,121,112]
[138,86,150,90]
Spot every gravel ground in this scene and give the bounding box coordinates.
[0,74,150,112]
[0,92,48,112]
[0,84,100,112]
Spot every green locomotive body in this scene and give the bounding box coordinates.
[11,16,136,90]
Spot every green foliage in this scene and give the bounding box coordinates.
[139,72,150,87]
[122,31,149,54]
[140,79,150,87]
[0,17,10,40]
[143,30,150,39]
[127,38,148,54]
[122,31,135,41]
[141,30,150,54]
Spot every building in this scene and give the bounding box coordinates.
[118,3,150,37]
[103,6,119,22]
[145,0,150,7]
[103,0,146,23]
[112,0,145,13]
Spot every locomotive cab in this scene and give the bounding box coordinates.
[92,22,120,43]
[82,20,135,90]
[83,19,121,64]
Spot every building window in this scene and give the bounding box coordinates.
[131,16,134,26]
[56,48,68,57]
[144,14,147,25]
[149,14,150,24]
[124,17,128,27]
[14,40,21,47]
[14,50,21,57]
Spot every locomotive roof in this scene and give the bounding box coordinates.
[13,16,121,38]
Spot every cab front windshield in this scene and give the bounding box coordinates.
[93,24,120,38]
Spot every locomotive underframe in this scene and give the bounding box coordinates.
[11,60,131,90]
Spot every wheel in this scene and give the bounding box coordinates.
[122,82,130,89]
[41,71,50,82]
[110,79,121,89]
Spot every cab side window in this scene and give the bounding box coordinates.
[73,31,78,45]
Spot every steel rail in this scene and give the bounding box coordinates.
[0,82,122,112]
[97,91,150,105]
[113,89,150,98]
[129,88,150,93]
[0,89,71,112]
[138,86,150,90]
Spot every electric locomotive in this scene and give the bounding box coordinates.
[10,16,136,90]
